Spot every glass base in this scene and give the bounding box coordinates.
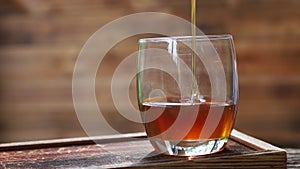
[149,137,228,156]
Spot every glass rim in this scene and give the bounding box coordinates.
[139,34,233,43]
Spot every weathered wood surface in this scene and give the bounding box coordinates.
[0,0,299,148]
[0,130,288,169]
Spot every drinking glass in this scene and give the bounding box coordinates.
[137,35,238,156]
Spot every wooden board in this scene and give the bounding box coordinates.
[0,130,286,168]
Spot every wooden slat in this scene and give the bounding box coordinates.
[0,132,146,151]
[230,130,285,151]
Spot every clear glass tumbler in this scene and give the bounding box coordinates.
[137,35,238,156]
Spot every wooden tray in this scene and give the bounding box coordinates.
[0,129,287,168]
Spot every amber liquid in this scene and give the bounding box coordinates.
[191,0,198,100]
[141,97,236,141]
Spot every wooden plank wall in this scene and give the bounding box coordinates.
[0,0,299,147]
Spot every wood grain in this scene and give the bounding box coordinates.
[0,130,287,169]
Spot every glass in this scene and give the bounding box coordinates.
[137,35,238,156]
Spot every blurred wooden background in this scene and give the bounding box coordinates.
[0,0,299,147]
